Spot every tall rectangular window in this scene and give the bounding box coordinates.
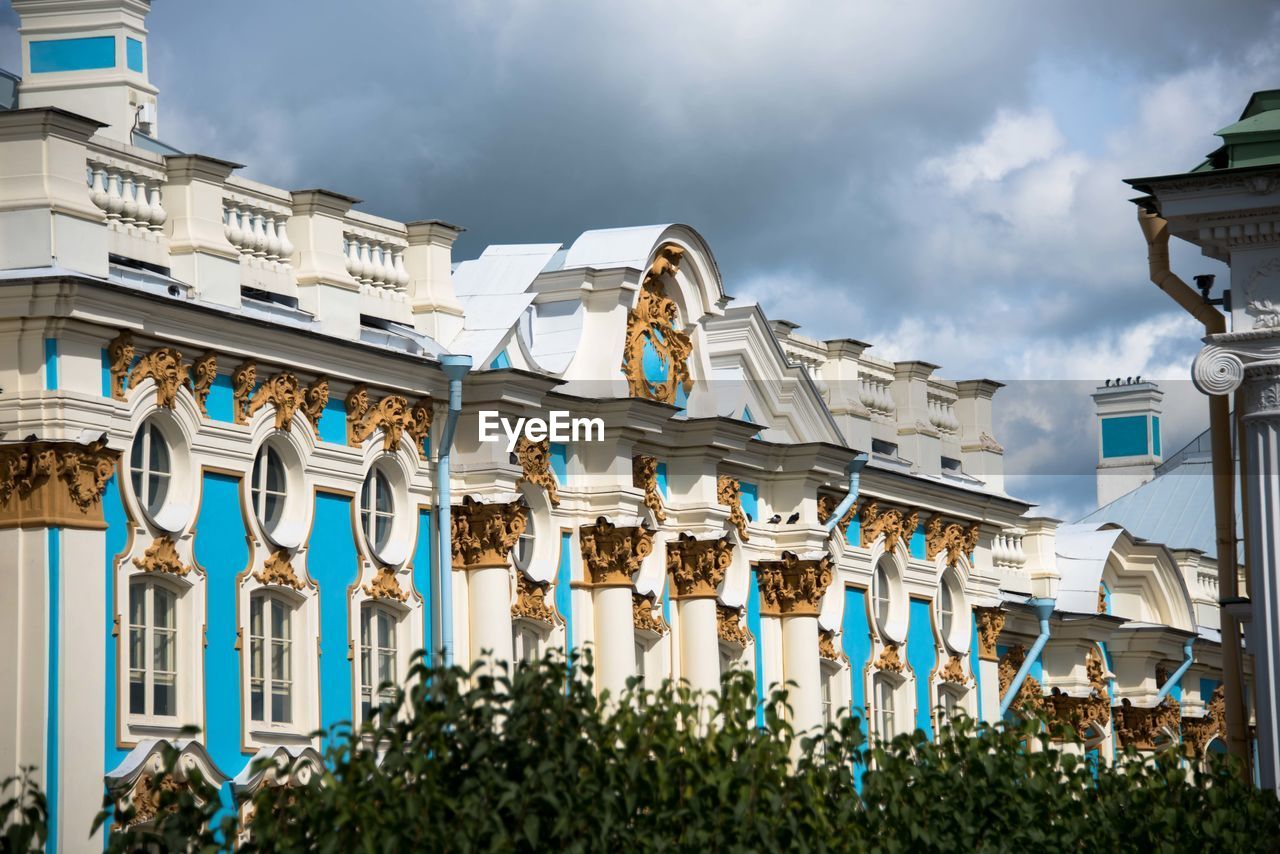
[128,580,177,718]
[360,604,397,722]
[250,593,293,725]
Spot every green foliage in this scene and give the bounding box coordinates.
[0,769,47,854]
[83,651,1280,852]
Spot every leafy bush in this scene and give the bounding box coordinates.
[0,769,47,854]
[73,651,1280,851]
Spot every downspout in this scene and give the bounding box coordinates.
[998,598,1055,718]
[1137,207,1250,773]
[434,354,472,668]
[825,453,869,534]
[1153,638,1195,705]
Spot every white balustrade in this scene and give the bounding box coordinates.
[87,159,166,233]
[858,373,896,418]
[991,531,1027,570]
[927,392,960,436]
[343,230,409,294]
[223,200,293,268]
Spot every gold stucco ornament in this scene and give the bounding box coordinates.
[346,383,433,456]
[515,436,560,506]
[364,566,408,601]
[579,516,653,587]
[512,570,556,624]
[924,516,980,568]
[621,244,694,405]
[666,532,734,599]
[755,551,833,617]
[859,501,919,554]
[132,536,192,576]
[632,454,666,524]
[452,496,526,570]
[716,475,751,542]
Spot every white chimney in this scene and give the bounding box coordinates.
[13,0,158,144]
[1092,378,1163,507]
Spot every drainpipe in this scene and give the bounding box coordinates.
[1137,207,1250,774]
[998,598,1054,718]
[825,453,869,534]
[434,354,472,668]
[1154,638,1195,705]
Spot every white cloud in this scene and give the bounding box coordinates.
[925,108,1066,192]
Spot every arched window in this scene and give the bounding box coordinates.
[873,674,897,741]
[251,444,288,537]
[129,419,171,522]
[820,665,836,727]
[873,563,892,636]
[937,569,967,652]
[360,603,398,722]
[936,685,963,730]
[514,510,535,571]
[360,467,395,562]
[128,578,177,719]
[512,622,542,665]
[249,591,293,725]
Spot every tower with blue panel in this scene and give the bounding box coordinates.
[1091,380,1163,507]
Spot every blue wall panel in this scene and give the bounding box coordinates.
[205,374,236,423]
[841,588,871,733]
[102,478,129,773]
[909,528,926,560]
[907,598,936,738]
[412,510,433,658]
[740,481,758,524]
[488,350,511,370]
[318,398,346,445]
[45,528,60,851]
[656,462,669,499]
[1152,416,1162,457]
[970,613,982,715]
[193,472,249,776]
[310,493,358,738]
[555,531,574,652]
[30,36,115,73]
[126,37,144,72]
[1101,415,1149,459]
[550,443,568,483]
[44,338,58,390]
[747,569,764,727]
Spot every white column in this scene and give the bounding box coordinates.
[782,613,822,737]
[977,659,1000,723]
[467,564,513,677]
[1243,367,1280,790]
[677,597,719,695]
[594,586,634,699]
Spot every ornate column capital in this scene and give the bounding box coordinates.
[1191,332,1280,414]
[666,532,733,599]
[0,437,118,530]
[578,516,654,587]
[452,495,526,571]
[754,551,833,617]
[974,607,1005,662]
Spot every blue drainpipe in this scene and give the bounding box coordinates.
[1153,638,1195,704]
[999,598,1055,718]
[824,453,869,534]
[434,354,472,668]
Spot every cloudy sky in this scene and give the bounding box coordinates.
[4,1,1278,519]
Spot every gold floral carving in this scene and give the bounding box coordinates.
[130,347,190,409]
[997,645,1045,714]
[633,593,668,635]
[859,501,919,554]
[717,475,750,541]
[107,331,135,401]
[632,455,666,524]
[364,566,407,602]
[818,629,839,661]
[1114,696,1181,751]
[248,371,304,431]
[1097,584,1107,614]
[666,532,733,599]
[345,383,433,455]
[132,537,192,576]
[817,495,856,535]
[975,607,1005,662]
[190,352,217,418]
[452,496,526,570]
[874,643,905,673]
[939,654,968,685]
[924,517,980,568]
[515,436,560,506]
[1043,647,1110,740]
[254,550,304,590]
[621,244,694,405]
[717,604,751,648]
[578,516,653,587]
[1181,686,1226,759]
[123,772,182,828]
[755,551,833,617]
[0,438,117,529]
[232,361,257,424]
[302,377,330,437]
[512,571,556,624]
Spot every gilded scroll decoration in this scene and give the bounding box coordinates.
[0,438,117,529]
[997,645,1045,714]
[248,371,304,431]
[874,643,905,673]
[716,475,750,541]
[364,566,407,602]
[859,501,919,554]
[107,331,136,401]
[1043,647,1110,739]
[232,361,257,424]
[717,604,751,648]
[452,496,527,570]
[515,436,560,506]
[190,352,217,418]
[939,654,967,685]
[755,551,833,617]
[817,495,856,536]
[579,516,653,587]
[632,455,666,524]
[975,607,1005,662]
[666,533,734,599]
[633,593,668,635]
[621,244,694,405]
[1097,584,1107,614]
[818,629,839,661]
[302,377,330,437]
[1181,686,1225,758]
[512,571,556,624]
[346,383,433,455]
[924,517,980,568]
[254,550,304,590]
[133,537,192,576]
[130,347,190,409]
[1114,696,1181,751]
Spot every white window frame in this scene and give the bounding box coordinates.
[126,577,180,722]
[873,673,901,742]
[251,443,289,539]
[129,419,172,523]
[359,601,400,724]
[512,620,544,666]
[249,590,297,730]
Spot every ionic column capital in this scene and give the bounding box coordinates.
[1191,331,1280,404]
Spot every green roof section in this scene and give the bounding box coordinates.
[1211,89,1280,170]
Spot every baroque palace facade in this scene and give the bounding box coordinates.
[0,1,1253,849]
